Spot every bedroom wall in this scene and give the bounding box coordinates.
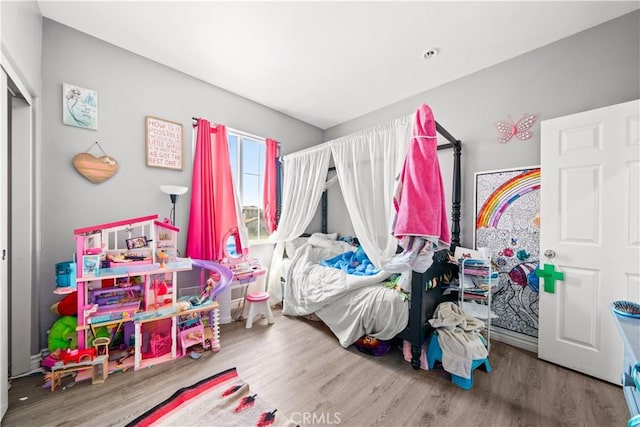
[39,19,323,349]
[323,10,640,247]
[1,0,42,96]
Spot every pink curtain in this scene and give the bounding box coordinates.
[263,138,278,233]
[186,119,244,260]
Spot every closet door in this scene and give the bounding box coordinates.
[0,70,9,419]
[538,99,640,384]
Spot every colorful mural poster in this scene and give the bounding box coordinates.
[475,166,541,337]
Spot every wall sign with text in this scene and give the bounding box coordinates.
[146,116,183,170]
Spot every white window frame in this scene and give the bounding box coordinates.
[227,128,270,242]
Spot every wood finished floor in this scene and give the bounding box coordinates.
[4,309,628,427]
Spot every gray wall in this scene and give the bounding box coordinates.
[39,19,323,348]
[323,11,640,247]
[1,1,42,96]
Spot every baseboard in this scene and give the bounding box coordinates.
[490,326,538,353]
[30,351,43,371]
[10,351,45,379]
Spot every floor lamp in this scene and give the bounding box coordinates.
[160,185,189,226]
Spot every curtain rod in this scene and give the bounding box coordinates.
[192,117,281,146]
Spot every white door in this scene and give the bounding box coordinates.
[539,99,640,384]
[0,71,9,418]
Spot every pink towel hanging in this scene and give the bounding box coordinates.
[393,104,450,245]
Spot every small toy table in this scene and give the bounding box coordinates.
[49,355,109,392]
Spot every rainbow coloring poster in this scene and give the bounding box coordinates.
[474,167,540,338]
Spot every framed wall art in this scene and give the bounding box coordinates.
[146,116,183,171]
[474,166,541,337]
[63,83,98,130]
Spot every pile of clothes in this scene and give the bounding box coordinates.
[429,302,488,380]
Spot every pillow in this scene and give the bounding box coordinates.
[285,237,309,258]
[308,234,337,248]
[311,232,338,240]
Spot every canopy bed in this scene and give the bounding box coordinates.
[269,104,461,369]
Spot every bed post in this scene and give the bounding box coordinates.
[321,191,328,234]
[450,140,462,249]
[397,124,462,369]
[407,272,427,369]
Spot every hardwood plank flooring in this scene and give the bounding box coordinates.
[3,309,628,426]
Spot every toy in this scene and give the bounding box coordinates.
[92,337,111,357]
[48,316,78,352]
[355,335,391,356]
[157,250,168,269]
[150,278,168,309]
[50,291,78,316]
[58,347,97,365]
[184,277,215,307]
[176,300,191,312]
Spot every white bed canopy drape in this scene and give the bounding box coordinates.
[267,115,414,302]
[328,116,412,268]
[267,144,332,301]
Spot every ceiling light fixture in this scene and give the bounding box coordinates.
[423,48,440,60]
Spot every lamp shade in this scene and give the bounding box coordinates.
[160,185,188,196]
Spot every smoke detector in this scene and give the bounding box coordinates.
[423,48,440,59]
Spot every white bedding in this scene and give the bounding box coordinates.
[282,239,409,347]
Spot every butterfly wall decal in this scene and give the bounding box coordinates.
[495,113,537,144]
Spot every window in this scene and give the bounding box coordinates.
[227,130,270,241]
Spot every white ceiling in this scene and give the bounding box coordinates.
[38,1,639,129]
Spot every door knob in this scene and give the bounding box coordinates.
[543,249,556,259]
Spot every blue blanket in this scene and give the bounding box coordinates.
[319,245,380,276]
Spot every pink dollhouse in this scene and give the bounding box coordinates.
[70,215,221,371]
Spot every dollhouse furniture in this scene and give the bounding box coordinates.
[71,215,196,371]
[50,354,108,392]
[92,337,111,356]
[179,322,205,354]
[245,291,274,329]
[612,307,640,421]
[185,259,233,351]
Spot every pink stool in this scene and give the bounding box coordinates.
[245,291,274,329]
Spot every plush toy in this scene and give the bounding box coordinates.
[48,316,78,352]
[50,291,77,316]
[355,335,391,356]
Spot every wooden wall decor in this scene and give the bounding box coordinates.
[72,142,119,184]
